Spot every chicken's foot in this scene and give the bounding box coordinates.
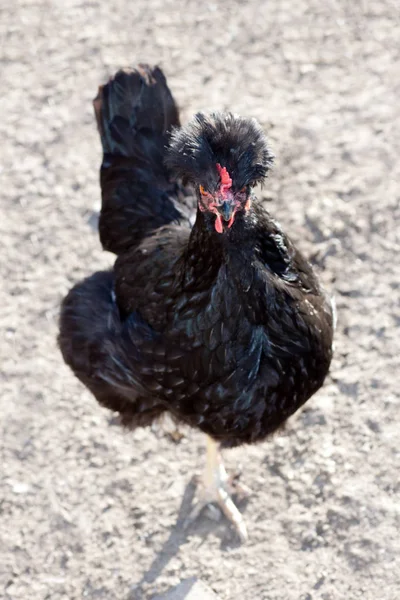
[185,435,250,543]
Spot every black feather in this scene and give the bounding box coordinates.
[165,112,274,189]
[93,65,195,255]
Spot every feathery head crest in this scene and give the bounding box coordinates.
[165,112,274,190]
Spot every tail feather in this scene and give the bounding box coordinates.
[94,65,180,157]
[94,65,194,255]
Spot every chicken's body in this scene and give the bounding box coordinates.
[59,65,334,540]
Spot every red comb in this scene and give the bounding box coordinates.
[216,163,232,195]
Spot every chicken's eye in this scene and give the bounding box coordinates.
[199,185,207,195]
[240,186,247,193]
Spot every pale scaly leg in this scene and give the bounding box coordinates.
[185,435,250,543]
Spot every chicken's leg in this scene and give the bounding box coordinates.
[186,435,250,542]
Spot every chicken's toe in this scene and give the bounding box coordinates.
[184,436,249,543]
[185,476,248,543]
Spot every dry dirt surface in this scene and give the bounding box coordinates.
[1,1,399,599]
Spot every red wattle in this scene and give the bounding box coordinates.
[215,215,223,233]
[227,213,236,228]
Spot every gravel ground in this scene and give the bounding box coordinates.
[1,1,399,599]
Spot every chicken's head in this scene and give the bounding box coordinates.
[196,163,247,233]
[166,112,274,234]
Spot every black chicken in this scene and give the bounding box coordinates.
[59,65,334,542]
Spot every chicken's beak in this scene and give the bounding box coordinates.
[218,201,236,223]
[213,200,237,233]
